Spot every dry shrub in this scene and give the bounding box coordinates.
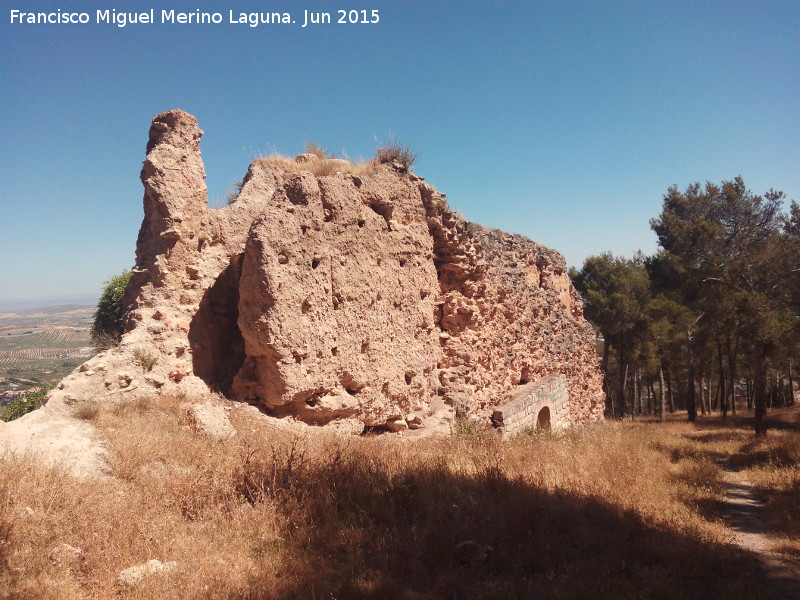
[0,402,771,599]
[375,140,417,170]
[71,400,100,421]
[303,141,330,160]
[132,347,158,372]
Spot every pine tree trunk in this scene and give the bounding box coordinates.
[601,338,611,414]
[745,373,753,410]
[639,370,645,415]
[666,364,676,413]
[718,339,727,420]
[700,375,708,416]
[753,343,768,437]
[709,356,716,413]
[659,364,666,421]
[618,339,627,419]
[728,333,739,416]
[710,374,717,412]
[789,357,796,407]
[768,371,775,408]
[687,331,697,422]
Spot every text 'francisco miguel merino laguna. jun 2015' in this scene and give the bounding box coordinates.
[8,8,381,28]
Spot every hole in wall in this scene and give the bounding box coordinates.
[361,425,387,436]
[366,200,393,231]
[188,253,246,396]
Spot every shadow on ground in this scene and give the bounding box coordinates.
[241,451,772,600]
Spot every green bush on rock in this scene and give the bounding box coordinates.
[91,270,132,349]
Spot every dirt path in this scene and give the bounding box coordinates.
[0,406,109,479]
[721,461,800,599]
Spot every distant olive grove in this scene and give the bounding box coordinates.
[571,177,800,436]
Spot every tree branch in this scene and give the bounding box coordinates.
[702,277,744,293]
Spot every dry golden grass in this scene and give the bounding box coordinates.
[255,137,418,179]
[256,154,382,178]
[0,399,781,599]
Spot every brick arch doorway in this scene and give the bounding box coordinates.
[536,406,551,430]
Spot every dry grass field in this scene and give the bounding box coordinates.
[2,399,798,599]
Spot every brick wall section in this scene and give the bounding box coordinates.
[491,374,569,434]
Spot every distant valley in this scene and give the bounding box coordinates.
[0,305,96,392]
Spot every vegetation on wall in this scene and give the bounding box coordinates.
[91,270,132,349]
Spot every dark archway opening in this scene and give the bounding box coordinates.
[189,254,245,396]
[536,406,551,430]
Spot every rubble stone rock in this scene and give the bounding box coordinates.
[49,543,85,570]
[183,401,236,441]
[116,559,177,588]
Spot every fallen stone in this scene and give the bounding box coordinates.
[49,543,85,570]
[183,402,236,441]
[385,417,409,432]
[405,413,423,429]
[116,559,177,588]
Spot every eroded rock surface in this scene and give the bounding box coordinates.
[42,109,604,432]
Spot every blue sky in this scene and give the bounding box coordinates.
[1,0,798,307]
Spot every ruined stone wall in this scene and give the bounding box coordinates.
[422,204,604,426]
[45,110,604,432]
[231,169,443,429]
